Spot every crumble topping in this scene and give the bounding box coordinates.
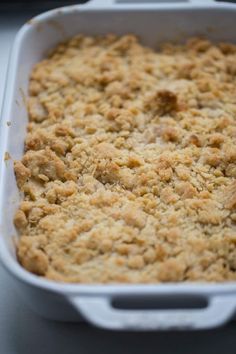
[14,35,236,283]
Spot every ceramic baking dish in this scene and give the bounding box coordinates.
[1,0,236,331]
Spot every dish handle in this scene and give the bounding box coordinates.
[70,295,236,330]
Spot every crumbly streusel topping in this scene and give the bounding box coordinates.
[14,35,236,283]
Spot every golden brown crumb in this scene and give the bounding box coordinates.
[225,181,236,210]
[18,236,48,275]
[145,90,179,116]
[14,210,28,230]
[4,152,11,161]
[14,161,31,188]
[14,34,236,283]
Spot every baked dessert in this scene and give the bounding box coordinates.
[14,34,236,283]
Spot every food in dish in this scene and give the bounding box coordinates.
[14,34,236,283]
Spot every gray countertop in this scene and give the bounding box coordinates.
[1,11,236,354]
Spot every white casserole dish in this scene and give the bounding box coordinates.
[1,0,236,331]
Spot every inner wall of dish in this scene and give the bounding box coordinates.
[3,7,236,258]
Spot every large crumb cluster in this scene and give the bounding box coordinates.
[14,34,236,283]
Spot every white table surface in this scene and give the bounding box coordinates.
[1,12,236,354]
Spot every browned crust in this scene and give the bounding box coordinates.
[14,35,236,283]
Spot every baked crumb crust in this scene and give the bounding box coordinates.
[14,35,236,283]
